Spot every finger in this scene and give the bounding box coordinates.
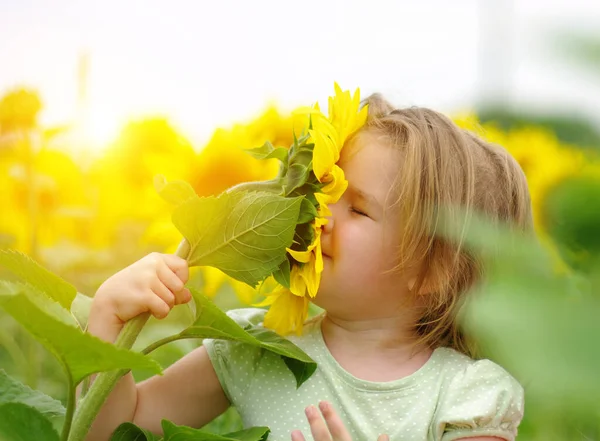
[163,254,190,284]
[319,401,352,441]
[151,278,176,309]
[305,405,331,441]
[157,261,185,294]
[291,430,306,441]
[174,287,192,305]
[377,435,389,441]
[146,293,171,319]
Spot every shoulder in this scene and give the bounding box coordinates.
[443,349,522,396]
[432,348,524,441]
[203,308,280,403]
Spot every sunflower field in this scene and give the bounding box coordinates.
[0,86,599,440]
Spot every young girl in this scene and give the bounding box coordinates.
[86,94,532,441]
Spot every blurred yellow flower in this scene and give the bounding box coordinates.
[454,113,592,273]
[191,107,302,197]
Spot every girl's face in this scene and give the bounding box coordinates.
[315,133,416,320]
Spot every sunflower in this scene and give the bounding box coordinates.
[259,84,368,335]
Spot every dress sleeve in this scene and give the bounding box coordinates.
[433,359,524,441]
[203,308,268,407]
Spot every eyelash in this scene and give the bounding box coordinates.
[350,207,368,217]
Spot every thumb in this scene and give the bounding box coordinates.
[377,435,389,441]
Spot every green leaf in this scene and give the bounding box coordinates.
[290,222,315,253]
[162,420,269,441]
[154,175,199,206]
[438,210,600,408]
[272,258,291,288]
[182,290,316,388]
[543,176,600,272]
[245,141,289,163]
[71,292,93,330]
[283,163,311,196]
[0,402,60,441]
[222,427,270,441]
[283,147,314,196]
[0,370,65,420]
[0,282,162,384]
[244,328,317,387]
[297,197,318,224]
[110,422,161,441]
[173,191,303,287]
[0,249,77,309]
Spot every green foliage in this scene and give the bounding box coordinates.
[542,176,600,272]
[0,185,318,440]
[0,402,60,441]
[0,250,77,309]
[109,421,269,441]
[172,191,303,287]
[0,280,162,385]
[180,288,316,387]
[109,422,161,441]
[162,421,269,441]
[479,107,600,148]
[0,370,65,421]
[437,180,600,439]
[244,140,289,163]
[154,175,198,206]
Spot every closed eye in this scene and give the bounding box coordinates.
[350,207,369,217]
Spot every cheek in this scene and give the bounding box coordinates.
[338,225,387,272]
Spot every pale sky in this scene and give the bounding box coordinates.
[0,0,598,152]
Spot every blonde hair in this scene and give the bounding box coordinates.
[358,94,533,357]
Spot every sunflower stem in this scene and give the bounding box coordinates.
[67,240,191,441]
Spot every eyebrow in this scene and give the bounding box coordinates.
[347,185,383,213]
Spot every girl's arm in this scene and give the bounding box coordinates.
[133,346,230,432]
[83,253,230,440]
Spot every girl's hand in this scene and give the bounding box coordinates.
[292,401,389,441]
[90,252,192,327]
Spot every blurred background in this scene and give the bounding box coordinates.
[1,0,599,439]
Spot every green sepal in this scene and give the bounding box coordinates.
[289,222,315,252]
[297,198,318,224]
[283,148,314,196]
[245,140,289,163]
[272,258,291,288]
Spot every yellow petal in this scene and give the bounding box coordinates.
[315,193,332,218]
[262,289,310,335]
[287,247,312,263]
[310,128,338,181]
[321,165,348,203]
[299,261,320,298]
[293,105,320,116]
[290,265,307,297]
[253,293,278,307]
[314,235,324,274]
